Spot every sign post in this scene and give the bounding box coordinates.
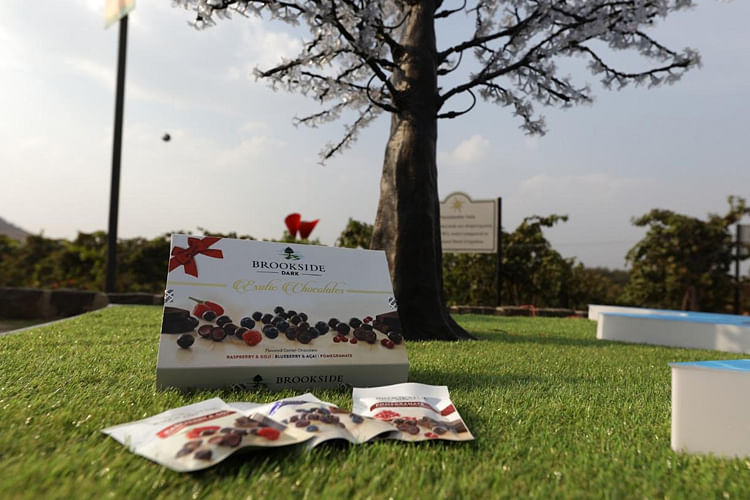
[104,0,135,293]
[496,197,502,306]
[439,192,502,306]
[735,224,750,314]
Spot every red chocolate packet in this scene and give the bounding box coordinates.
[253,393,395,448]
[352,383,474,441]
[102,398,311,472]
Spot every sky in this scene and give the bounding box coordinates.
[1,1,749,271]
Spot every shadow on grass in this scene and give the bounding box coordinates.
[408,368,551,391]
[471,328,603,348]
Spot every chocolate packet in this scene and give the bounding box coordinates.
[252,393,396,448]
[352,383,474,442]
[102,398,311,472]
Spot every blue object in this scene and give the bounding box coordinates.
[670,359,750,371]
[606,311,750,326]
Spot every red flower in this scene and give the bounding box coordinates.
[285,213,301,238]
[299,219,319,239]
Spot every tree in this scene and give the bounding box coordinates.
[176,0,699,340]
[336,218,374,248]
[623,196,750,312]
[502,214,572,306]
[567,265,628,310]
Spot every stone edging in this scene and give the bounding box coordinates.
[0,287,163,321]
[449,305,585,318]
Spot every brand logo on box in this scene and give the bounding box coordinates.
[281,246,301,260]
[251,246,327,276]
[276,374,344,384]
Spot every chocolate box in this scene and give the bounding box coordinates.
[156,235,409,390]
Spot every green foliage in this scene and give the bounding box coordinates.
[0,231,164,291]
[442,253,498,306]
[13,200,748,314]
[502,214,572,307]
[275,230,322,246]
[623,196,750,311]
[442,215,628,309]
[335,218,373,248]
[0,227,324,294]
[567,264,628,308]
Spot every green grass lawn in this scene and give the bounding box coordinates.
[1,306,749,499]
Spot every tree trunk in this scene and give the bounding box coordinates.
[370,1,472,341]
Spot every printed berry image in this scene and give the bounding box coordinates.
[211,327,227,342]
[285,326,297,340]
[176,334,195,349]
[198,325,213,338]
[262,325,279,339]
[175,439,201,458]
[193,449,213,460]
[172,302,404,352]
[240,317,256,329]
[242,330,262,346]
[380,338,395,349]
[192,303,210,319]
[276,320,290,332]
[297,331,312,344]
[189,297,224,316]
[336,323,350,335]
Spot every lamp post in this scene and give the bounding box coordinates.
[105,14,128,293]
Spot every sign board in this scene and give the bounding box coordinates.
[105,0,135,28]
[440,192,498,253]
[156,235,408,391]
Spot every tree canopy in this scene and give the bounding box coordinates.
[178,0,699,159]
[623,196,750,312]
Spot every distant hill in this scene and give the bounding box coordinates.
[0,217,30,241]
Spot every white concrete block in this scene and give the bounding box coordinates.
[671,360,750,458]
[596,312,750,353]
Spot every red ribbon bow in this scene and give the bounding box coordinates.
[169,236,223,277]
